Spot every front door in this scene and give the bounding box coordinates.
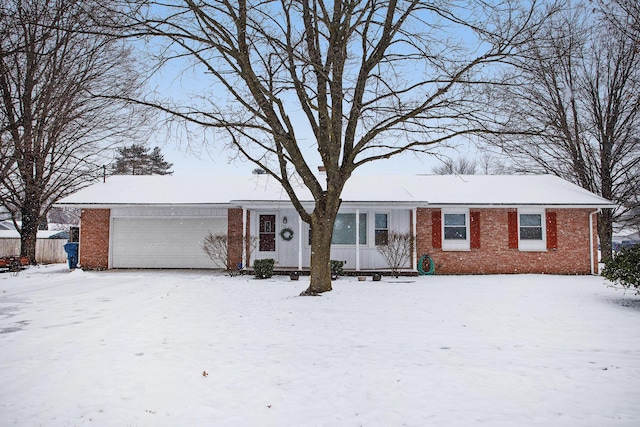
[259,214,276,252]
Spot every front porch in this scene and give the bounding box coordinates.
[248,266,420,277]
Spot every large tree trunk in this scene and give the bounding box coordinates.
[300,195,341,296]
[598,208,614,263]
[19,202,40,264]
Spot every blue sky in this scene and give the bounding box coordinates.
[159,141,467,176]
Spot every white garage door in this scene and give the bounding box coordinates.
[111,217,227,268]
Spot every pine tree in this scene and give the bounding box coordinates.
[148,147,173,175]
[111,144,173,175]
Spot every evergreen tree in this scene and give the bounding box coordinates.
[111,144,173,175]
[148,147,174,175]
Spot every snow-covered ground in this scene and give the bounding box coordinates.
[1,265,638,426]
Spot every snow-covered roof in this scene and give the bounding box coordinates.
[57,175,308,206]
[56,174,616,208]
[0,220,16,231]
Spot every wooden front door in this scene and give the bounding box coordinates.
[259,214,276,252]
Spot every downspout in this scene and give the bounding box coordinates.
[242,207,247,269]
[589,209,600,275]
[412,208,417,271]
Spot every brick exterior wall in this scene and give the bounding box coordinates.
[78,205,598,274]
[227,208,249,269]
[79,209,110,270]
[416,208,598,275]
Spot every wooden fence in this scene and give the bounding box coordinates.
[0,238,67,264]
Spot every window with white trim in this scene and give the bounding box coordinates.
[310,213,366,245]
[442,208,470,251]
[518,208,546,251]
[374,213,389,246]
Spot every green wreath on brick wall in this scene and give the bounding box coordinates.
[279,227,294,241]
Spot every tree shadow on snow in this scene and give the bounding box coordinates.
[601,294,640,311]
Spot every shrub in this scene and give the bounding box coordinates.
[253,258,275,279]
[330,260,344,277]
[601,244,640,293]
[202,232,258,276]
[202,233,230,269]
[376,231,413,277]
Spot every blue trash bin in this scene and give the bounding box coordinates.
[63,242,79,269]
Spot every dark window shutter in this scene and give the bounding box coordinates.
[546,211,557,249]
[508,211,518,249]
[432,211,442,248]
[470,211,481,249]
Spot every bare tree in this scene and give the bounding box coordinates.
[432,153,508,175]
[0,0,146,262]
[203,232,258,275]
[432,157,477,175]
[376,231,413,278]
[600,0,640,43]
[479,3,640,260]
[122,0,553,294]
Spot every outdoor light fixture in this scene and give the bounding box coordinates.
[283,216,288,224]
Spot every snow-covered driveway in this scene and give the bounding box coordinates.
[1,265,639,426]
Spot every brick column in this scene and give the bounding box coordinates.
[79,209,110,270]
[227,208,244,269]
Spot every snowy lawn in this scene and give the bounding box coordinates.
[1,265,639,426]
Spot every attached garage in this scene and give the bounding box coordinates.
[110,209,228,269]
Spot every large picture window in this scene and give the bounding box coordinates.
[332,213,367,245]
[442,209,470,251]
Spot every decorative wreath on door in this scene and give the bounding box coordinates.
[279,227,294,241]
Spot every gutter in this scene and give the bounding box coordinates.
[422,203,618,209]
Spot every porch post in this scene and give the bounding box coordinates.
[355,209,360,271]
[298,213,303,270]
